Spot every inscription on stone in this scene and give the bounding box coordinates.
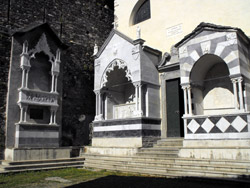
[26,93,55,103]
[166,24,183,38]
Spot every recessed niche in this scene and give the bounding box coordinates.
[30,108,44,120]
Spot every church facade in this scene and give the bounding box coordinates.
[88,0,250,160]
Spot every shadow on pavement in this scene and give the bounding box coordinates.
[66,175,250,188]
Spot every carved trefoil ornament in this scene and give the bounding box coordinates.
[101,59,133,88]
[29,33,55,63]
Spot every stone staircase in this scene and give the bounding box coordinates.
[82,138,250,179]
[0,157,85,173]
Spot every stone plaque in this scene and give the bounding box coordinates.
[166,24,183,38]
[113,103,136,119]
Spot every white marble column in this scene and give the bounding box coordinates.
[187,85,192,115]
[50,111,53,124]
[135,85,138,111]
[95,92,99,116]
[231,78,239,110]
[20,106,24,122]
[139,84,143,114]
[25,70,29,88]
[238,77,244,110]
[23,106,27,122]
[53,111,57,124]
[21,69,26,88]
[54,76,58,93]
[98,92,102,116]
[51,75,55,92]
[182,86,188,115]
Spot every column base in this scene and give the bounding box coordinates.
[94,114,104,121]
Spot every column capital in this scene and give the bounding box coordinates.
[181,84,191,90]
[237,77,243,83]
[133,81,143,87]
[94,90,101,95]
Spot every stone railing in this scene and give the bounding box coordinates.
[184,113,250,139]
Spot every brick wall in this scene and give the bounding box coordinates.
[0,0,114,151]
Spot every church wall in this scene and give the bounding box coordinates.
[115,0,250,52]
[0,0,114,148]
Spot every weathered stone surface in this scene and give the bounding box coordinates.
[0,32,11,159]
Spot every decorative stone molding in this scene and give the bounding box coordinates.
[29,33,55,63]
[101,59,132,88]
[18,88,58,107]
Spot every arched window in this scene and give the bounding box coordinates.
[133,0,151,25]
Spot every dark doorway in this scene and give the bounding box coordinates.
[166,78,184,137]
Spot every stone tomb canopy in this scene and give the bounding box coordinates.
[5,22,67,161]
[92,29,162,148]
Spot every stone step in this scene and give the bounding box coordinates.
[0,157,85,173]
[1,157,85,166]
[84,161,250,178]
[136,152,178,157]
[155,139,183,147]
[82,153,250,167]
[139,147,180,152]
[84,157,250,174]
[0,164,83,174]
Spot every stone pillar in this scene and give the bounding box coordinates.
[50,108,57,125]
[231,78,239,110]
[133,82,143,117]
[23,106,27,122]
[20,41,30,89]
[135,85,138,111]
[94,90,103,121]
[98,92,102,116]
[187,85,192,115]
[21,69,26,88]
[54,76,58,93]
[238,77,244,110]
[25,70,29,88]
[51,75,55,92]
[95,92,99,116]
[182,86,188,115]
[139,84,143,115]
[50,110,53,124]
[18,104,27,123]
[19,106,24,122]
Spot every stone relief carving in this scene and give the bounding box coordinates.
[101,59,133,88]
[113,45,118,56]
[132,45,140,60]
[226,33,237,41]
[201,41,211,55]
[179,46,187,54]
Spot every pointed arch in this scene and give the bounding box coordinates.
[100,59,133,88]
